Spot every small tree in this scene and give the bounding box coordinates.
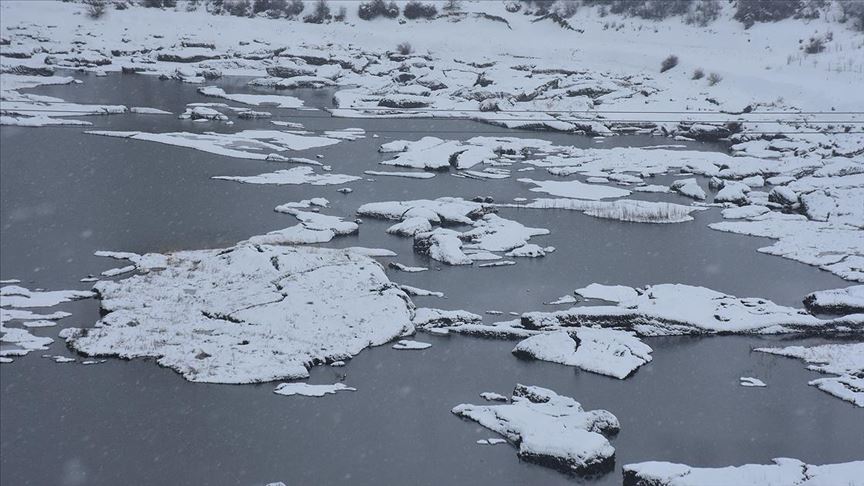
[85,0,108,18]
[692,68,704,80]
[303,0,330,22]
[403,1,437,19]
[223,0,252,16]
[443,0,461,12]
[660,55,679,73]
[285,0,304,17]
[334,5,346,20]
[734,0,801,28]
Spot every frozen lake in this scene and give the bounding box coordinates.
[1,73,861,486]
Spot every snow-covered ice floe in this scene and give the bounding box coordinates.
[214,166,360,186]
[739,377,767,388]
[512,328,653,379]
[392,340,432,350]
[86,129,343,160]
[755,343,864,407]
[452,384,619,475]
[623,458,864,486]
[60,245,414,384]
[197,86,304,108]
[502,198,705,223]
[518,283,859,335]
[804,286,864,315]
[273,382,355,397]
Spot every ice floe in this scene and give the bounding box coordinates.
[623,458,864,486]
[755,343,864,407]
[61,245,414,384]
[512,328,653,379]
[392,340,432,350]
[502,199,704,223]
[739,377,767,387]
[198,86,303,108]
[518,178,631,200]
[214,166,360,186]
[87,129,342,160]
[273,383,355,397]
[452,384,619,475]
[803,286,864,315]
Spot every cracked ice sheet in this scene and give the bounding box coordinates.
[755,343,864,407]
[0,285,94,308]
[60,245,414,384]
[623,458,864,486]
[451,385,619,475]
[512,328,653,379]
[214,166,360,186]
[86,129,341,160]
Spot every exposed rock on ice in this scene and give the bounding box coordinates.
[214,167,360,186]
[803,286,864,315]
[413,229,473,265]
[179,105,228,121]
[412,308,483,330]
[512,328,652,379]
[398,285,443,298]
[392,340,432,350]
[755,343,864,407]
[273,383,355,397]
[452,384,619,475]
[739,377,767,387]
[505,244,552,258]
[61,245,414,384]
[623,458,864,486]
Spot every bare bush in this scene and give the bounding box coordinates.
[660,55,679,73]
[685,0,720,26]
[334,5,346,20]
[707,72,722,86]
[734,0,801,28]
[396,42,413,55]
[692,68,704,80]
[223,0,252,16]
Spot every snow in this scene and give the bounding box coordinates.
[740,377,767,388]
[214,167,360,186]
[545,295,577,305]
[452,384,619,474]
[357,197,491,226]
[803,286,864,315]
[198,86,303,108]
[130,106,171,115]
[414,229,472,266]
[399,285,443,298]
[476,438,507,445]
[755,343,864,407]
[101,265,136,278]
[273,383,355,397]
[392,340,432,350]
[61,245,414,384]
[623,458,864,486]
[512,328,653,379]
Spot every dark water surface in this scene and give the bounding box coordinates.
[1,73,861,486]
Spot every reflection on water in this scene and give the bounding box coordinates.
[1,73,860,486]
